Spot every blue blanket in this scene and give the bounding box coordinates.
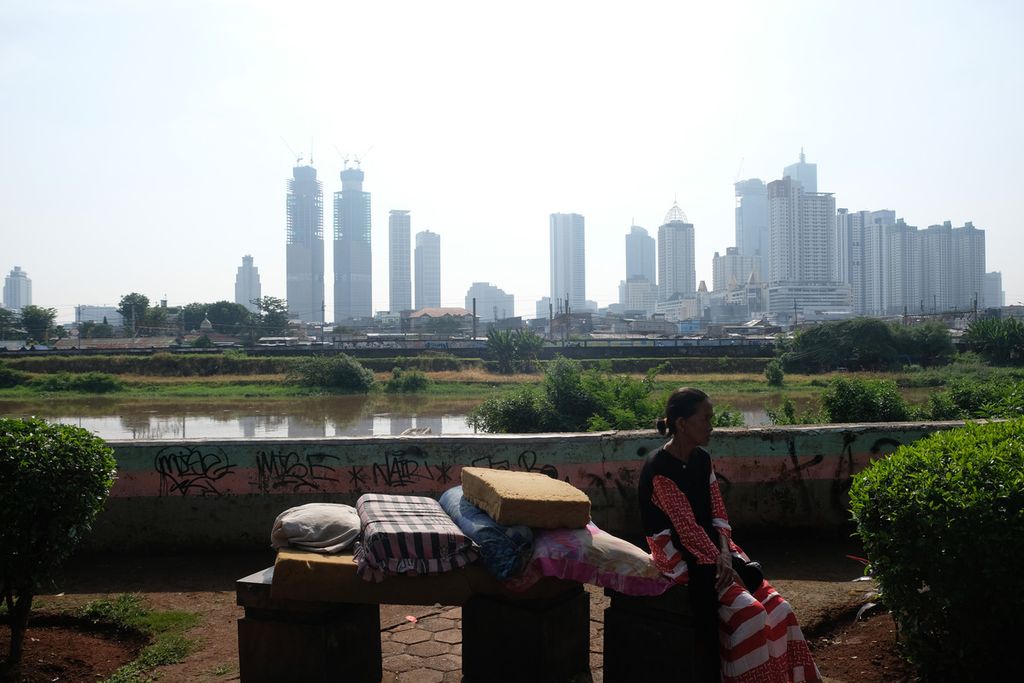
[439,485,534,579]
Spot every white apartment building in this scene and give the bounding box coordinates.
[389,210,412,313]
[234,255,262,313]
[414,230,441,310]
[465,282,515,322]
[3,266,31,311]
[549,213,586,310]
[657,202,695,301]
[712,247,760,293]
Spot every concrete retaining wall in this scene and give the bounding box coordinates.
[89,422,967,551]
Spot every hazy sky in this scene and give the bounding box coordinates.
[3,1,1022,323]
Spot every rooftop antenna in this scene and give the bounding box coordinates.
[309,137,314,166]
[734,157,744,182]
[279,136,303,166]
[799,147,805,163]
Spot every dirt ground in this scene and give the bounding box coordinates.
[3,536,914,682]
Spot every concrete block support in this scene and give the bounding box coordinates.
[236,568,382,683]
[462,587,590,682]
[604,586,709,682]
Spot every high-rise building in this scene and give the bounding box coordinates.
[618,277,658,316]
[984,272,1005,309]
[465,282,515,322]
[953,221,986,312]
[734,179,769,284]
[657,202,695,301]
[712,248,759,293]
[414,230,441,309]
[783,148,817,193]
[766,175,848,317]
[389,210,412,313]
[837,209,895,316]
[334,165,373,320]
[285,164,324,323]
[2,266,31,311]
[234,255,262,313]
[549,213,586,310]
[887,219,922,315]
[625,225,656,283]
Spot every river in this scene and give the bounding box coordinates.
[0,393,822,440]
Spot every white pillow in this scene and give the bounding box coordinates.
[271,503,361,554]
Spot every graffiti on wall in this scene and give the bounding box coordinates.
[154,445,235,496]
[253,449,341,493]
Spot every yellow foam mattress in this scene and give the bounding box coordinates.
[271,548,576,605]
[460,466,591,529]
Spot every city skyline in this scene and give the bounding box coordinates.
[3,2,1021,321]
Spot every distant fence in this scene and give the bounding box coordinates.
[87,422,965,552]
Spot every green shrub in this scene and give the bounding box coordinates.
[764,359,784,387]
[28,371,124,393]
[821,376,912,422]
[0,418,117,677]
[385,367,430,393]
[287,354,375,392]
[963,317,1024,365]
[712,406,745,427]
[850,420,1024,680]
[0,365,28,388]
[469,357,665,433]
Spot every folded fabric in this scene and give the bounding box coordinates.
[461,466,591,529]
[439,485,533,580]
[270,503,361,554]
[506,522,673,597]
[354,493,478,582]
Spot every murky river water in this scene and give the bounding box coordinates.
[0,393,820,440]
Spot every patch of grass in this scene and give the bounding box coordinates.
[78,594,200,683]
[207,662,235,677]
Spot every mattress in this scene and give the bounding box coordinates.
[460,466,591,529]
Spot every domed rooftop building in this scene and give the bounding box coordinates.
[658,201,696,301]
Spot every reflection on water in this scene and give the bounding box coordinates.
[0,393,817,440]
[0,395,481,440]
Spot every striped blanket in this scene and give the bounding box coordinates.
[354,493,478,582]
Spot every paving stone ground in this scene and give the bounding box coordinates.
[376,536,868,682]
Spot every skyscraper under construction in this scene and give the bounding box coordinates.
[285,164,324,323]
[334,164,372,320]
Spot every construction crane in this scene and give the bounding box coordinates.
[279,136,303,166]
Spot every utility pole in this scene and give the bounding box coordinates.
[564,296,571,342]
[548,302,553,340]
[472,297,477,339]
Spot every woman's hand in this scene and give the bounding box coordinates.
[715,551,740,592]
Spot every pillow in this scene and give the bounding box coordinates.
[270,503,360,554]
[460,466,591,529]
[439,485,533,579]
[507,522,673,597]
[354,493,478,582]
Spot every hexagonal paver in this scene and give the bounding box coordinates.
[423,653,462,673]
[442,606,462,620]
[383,653,427,674]
[433,628,462,644]
[396,670,444,683]
[381,639,408,655]
[418,617,457,633]
[449,643,461,656]
[407,639,453,658]
[391,628,432,645]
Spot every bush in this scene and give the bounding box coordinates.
[469,357,668,433]
[0,365,28,388]
[821,376,913,423]
[850,420,1024,680]
[782,318,954,373]
[962,317,1024,365]
[28,371,123,393]
[0,418,117,677]
[764,359,784,387]
[385,367,430,393]
[287,354,375,392]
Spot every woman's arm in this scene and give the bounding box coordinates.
[651,475,720,565]
[709,468,731,539]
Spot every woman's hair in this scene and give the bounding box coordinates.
[656,387,709,436]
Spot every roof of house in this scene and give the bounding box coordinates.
[408,307,473,318]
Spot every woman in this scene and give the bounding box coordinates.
[638,387,820,683]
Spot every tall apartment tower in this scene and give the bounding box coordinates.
[414,230,441,309]
[734,179,769,284]
[389,210,412,313]
[837,209,895,316]
[984,272,1004,309]
[953,221,986,312]
[657,202,696,301]
[334,165,372,321]
[887,219,922,315]
[234,255,262,313]
[285,164,324,323]
[625,225,656,283]
[3,267,31,311]
[783,148,817,193]
[766,176,848,316]
[549,213,586,311]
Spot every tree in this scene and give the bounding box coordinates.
[0,419,117,679]
[180,301,252,335]
[139,306,168,336]
[963,318,1024,365]
[253,296,290,337]
[117,293,149,337]
[0,308,21,339]
[487,328,546,374]
[18,305,56,343]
